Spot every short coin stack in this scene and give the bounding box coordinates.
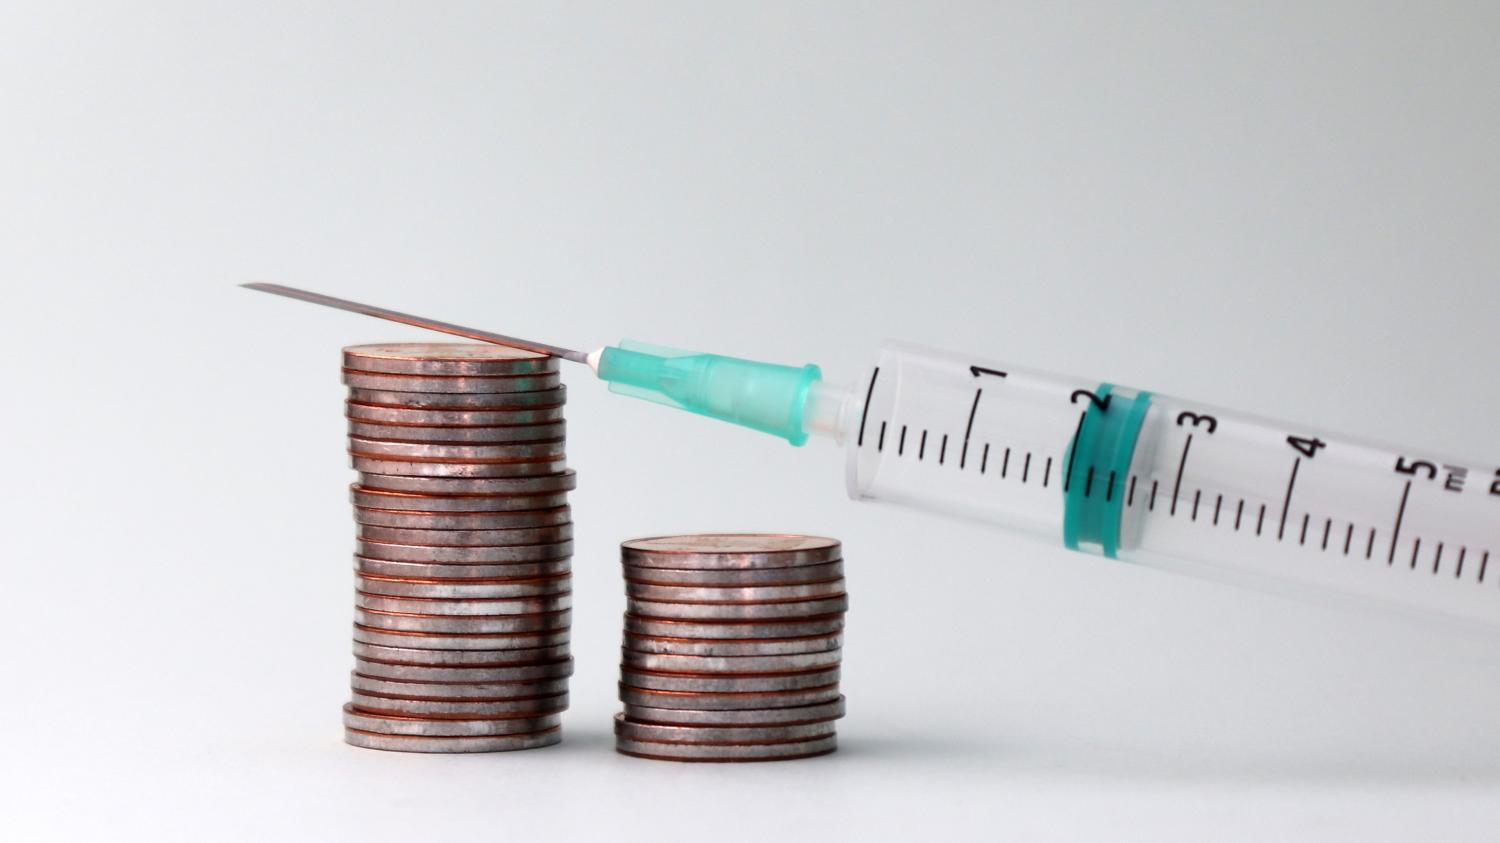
[616,534,847,762]
[341,343,575,752]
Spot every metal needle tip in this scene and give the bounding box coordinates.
[240,282,588,364]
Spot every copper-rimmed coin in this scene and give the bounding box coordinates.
[624,580,845,603]
[352,455,569,478]
[623,615,844,640]
[348,400,566,427]
[341,369,562,394]
[348,437,566,461]
[351,484,571,513]
[355,592,573,617]
[353,505,571,531]
[353,607,571,634]
[620,649,840,674]
[348,386,567,411]
[352,625,569,651]
[622,696,846,727]
[350,674,571,700]
[625,595,848,621]
[342,705,561,737]
[355,556,572,580]
[356,574,571,599]
[346,726,562,753]
[622,632,843,657]
[342,712,558,740]
[613,714,836,744]
[342,343,557,377]
[352,642,571,666]
[348,420,566,444]
[357,472,574,495]
[614,734,836,762]
[617,683,842,711]
[356,539,573,563]
[622,560,843,587]
[356,523,574,547]
[620,668,840,694]
[621,534,842,570]
[350,691,569,719]
[354,657,574,683]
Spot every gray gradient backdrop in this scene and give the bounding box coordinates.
[2,2,1498,840]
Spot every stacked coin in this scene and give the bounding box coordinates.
[341,343,574,753]
[615,534,847,762]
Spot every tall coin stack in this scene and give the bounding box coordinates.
[615,534,847,762]
[340,343,575,753]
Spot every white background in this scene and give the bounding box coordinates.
[3,2,1499,840]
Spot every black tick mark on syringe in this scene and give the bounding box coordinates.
[856,368,879,448]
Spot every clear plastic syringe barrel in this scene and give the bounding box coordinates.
[834,342,1500,628]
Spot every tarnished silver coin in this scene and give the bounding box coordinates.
[353,642,571,666]
[356,538,573,563]
[343,705,561,737]
[348,436,566,461]
[615,734,836,762]
[624,580,845,603]
[353,505,571,531]
[354,607,571,634]
[352,455,569,478]
[356,573,570,599]
[348,420,566,444]
[620,667,840,694]
[348,402,565,428]
[357,471,574,495]
[356,523,573,548]
[352,624,570,651]
[355,592,573,617]
[348,386,566,410]
[621,534,842,570]
[620,649,840,674]
[625,595,848,621]
[617,682,842,711]
[613,714,836,744]
[350,691,569,718]
[351,484,571,513]
[354,657,574,683]
[350,673,571,700]
[622,560,843,587]
[623,614,844,640]
[346,726,562,753]
[622,696,846,727]
[342,343,557,376]
[341,369,561,394]
[355,555,572,580]
[622,632,843,657]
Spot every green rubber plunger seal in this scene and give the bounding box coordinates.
[1062,386,1153,558]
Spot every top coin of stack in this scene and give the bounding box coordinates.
[341,343,576,753]
[616,534,848,762]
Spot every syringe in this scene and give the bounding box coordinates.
[244,283,1500,629]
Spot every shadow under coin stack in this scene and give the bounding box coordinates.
[340,343,575,752]
[616,534,847,762]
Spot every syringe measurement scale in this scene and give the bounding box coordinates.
[244,284,1500,629]
[838,343,1496,625]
